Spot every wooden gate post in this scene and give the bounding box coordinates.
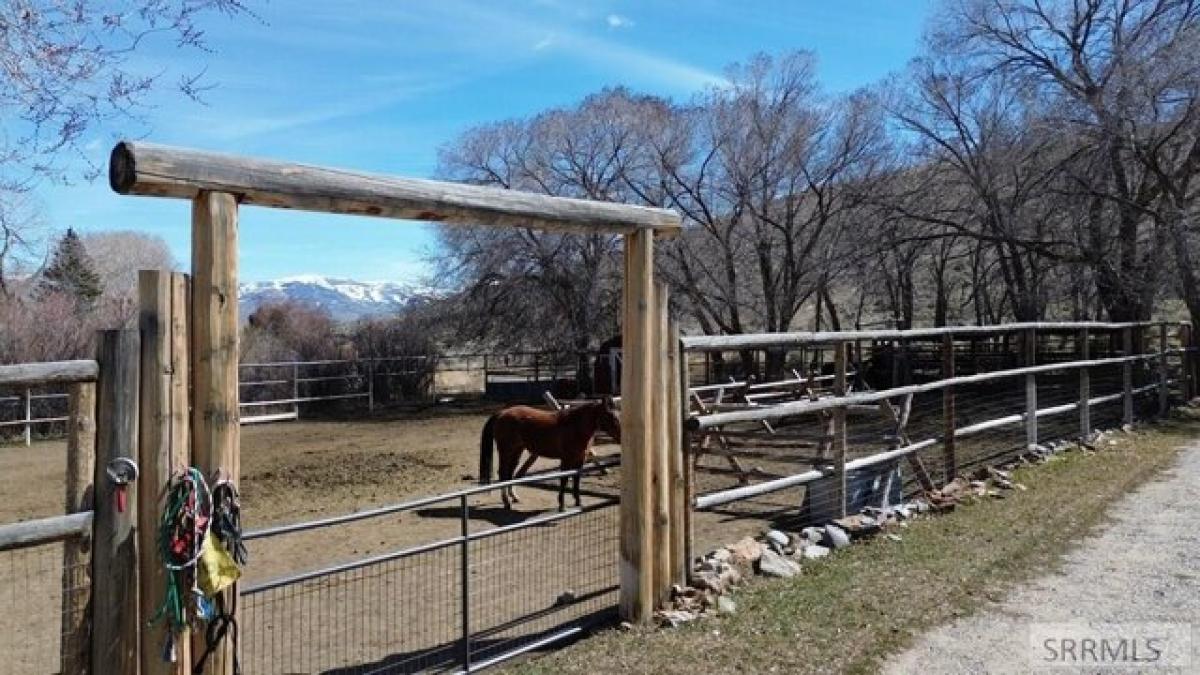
[1024,328,1038,451]
[1123,327,1134,426]
[138,270,192,674]
[832,341,848,518]
[667,321,685,586]
[619,229,654,623]
[941,334,956,483]
[651,282,671,605]
[61,381,96,675]
[680,338,695,583]
[191,191,240,672]
[1183,324,1195,401]
[1079,328,1091,441]
[92,329,141,675]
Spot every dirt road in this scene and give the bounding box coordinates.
[883,440,1200,674]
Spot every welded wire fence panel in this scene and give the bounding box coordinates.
[0,541,91,675]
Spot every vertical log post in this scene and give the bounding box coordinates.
[1079,328,1091,441]
[191,191,240,672]
[292,363,300,421]
[680,341,695,582]
[651,282,671,606]
[1159,321,1170,417]
[941,334,956,483]
[1123,327,1134,426]
[1024,328,1038,451]
[619,229,654,623]
[832,341,848,518]
[137,270,191,674]
[61,381,96,675]
[667,322,685,586]
[91,329,141,675]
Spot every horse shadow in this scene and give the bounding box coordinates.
[413,504,536,527]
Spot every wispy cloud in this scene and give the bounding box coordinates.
[533,33,556,51]
[606,13,634,29]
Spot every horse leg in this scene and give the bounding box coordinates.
[510,452,538,504]
[498,445,520,510]
[558,475,568,512]
[573,472,582,508]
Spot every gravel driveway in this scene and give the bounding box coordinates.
[883,441,1200,674]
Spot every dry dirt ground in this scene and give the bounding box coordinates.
[0,403,803,674]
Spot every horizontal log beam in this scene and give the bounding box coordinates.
[681,321,1165,352]
[110,141,682,236]
[0,512,92,552]
[0,360,99,387]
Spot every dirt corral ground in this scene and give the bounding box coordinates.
[0,402,800,674]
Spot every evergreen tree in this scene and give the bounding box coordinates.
[39,229,103,305]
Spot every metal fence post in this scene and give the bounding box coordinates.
[459,494,471,672]
[1123,327,1134,426]
[1024,328,1038,451]
[292,362,300,421]
[23,386,31,446]
[1079,328,1090,441]
[1159,321,1170,417]
[367,358,375,412]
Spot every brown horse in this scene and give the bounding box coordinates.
[479,398,621,510]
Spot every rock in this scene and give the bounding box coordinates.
[657,609,698,627]
[718,564,742,588]
[756,549,801,578]
[766,529,790,548]
[987,467,1012,481]
[727,537,764,565]
[824,524,851,549]
[800,526,826,544]
[885,533,903,542]
[834,514,882,537]
[709,548,732,563]
[801,544,831,559]
[717,595,737,615]
[692,571,725,595]
[894,504,912,519]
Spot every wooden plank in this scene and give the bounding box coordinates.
[137,270,191,674]
[0,360,98,387]
[942,334,956,482]
[1079,328,1091,440]
[110,141,681,236]
[680,332,695,583]
[0,512,93,552]
[1024,328,1037,451]
[190,191,240,673]
[667,321,686,586]
[61,381,96,675]
[618,229,654,623]
[651,282,671,605]
[832,341,847,518]
[91,329,140,675]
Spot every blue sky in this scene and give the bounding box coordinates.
[41,0,935,283]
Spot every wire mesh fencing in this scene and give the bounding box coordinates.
[0,540,91,675]
[240,465,619,674]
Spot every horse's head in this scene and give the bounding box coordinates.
[595,396,621,443]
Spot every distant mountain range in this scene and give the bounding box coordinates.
[238,275,436,322]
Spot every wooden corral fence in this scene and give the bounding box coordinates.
[678,321,1195,564]
[102,139,684,675]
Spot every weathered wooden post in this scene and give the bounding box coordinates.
[1123,327,1134,426]
[191,191,240,673]
[1183,323,1195,400]
[137,270,192,675]
[832,341,848,518]
[651,282,671,605]
[667,322,685,586]
[1079,328,1091,441]
[1159,321,1170,417]
[91,329,141,675]
[1024,328,1037,451]
[941,334,957,483]
[619,228,654,623]
[680,338,695,583]
[61,381,96,675]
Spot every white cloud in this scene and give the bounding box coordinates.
[533,33,556,51]
[606,13,634,29]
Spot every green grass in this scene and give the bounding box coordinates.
[508,410,1200,675]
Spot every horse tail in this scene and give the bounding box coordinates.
[479,414,498,485]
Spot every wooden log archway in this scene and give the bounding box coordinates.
[109,141,682,664]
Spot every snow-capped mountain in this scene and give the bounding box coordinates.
[239,275,434,322]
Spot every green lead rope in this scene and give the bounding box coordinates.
[149,467,212,662]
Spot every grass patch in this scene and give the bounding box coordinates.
[509,410,1200,675]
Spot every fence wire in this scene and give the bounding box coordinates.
[0,540,91,675]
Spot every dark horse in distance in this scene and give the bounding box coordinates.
[479,398,621,510]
